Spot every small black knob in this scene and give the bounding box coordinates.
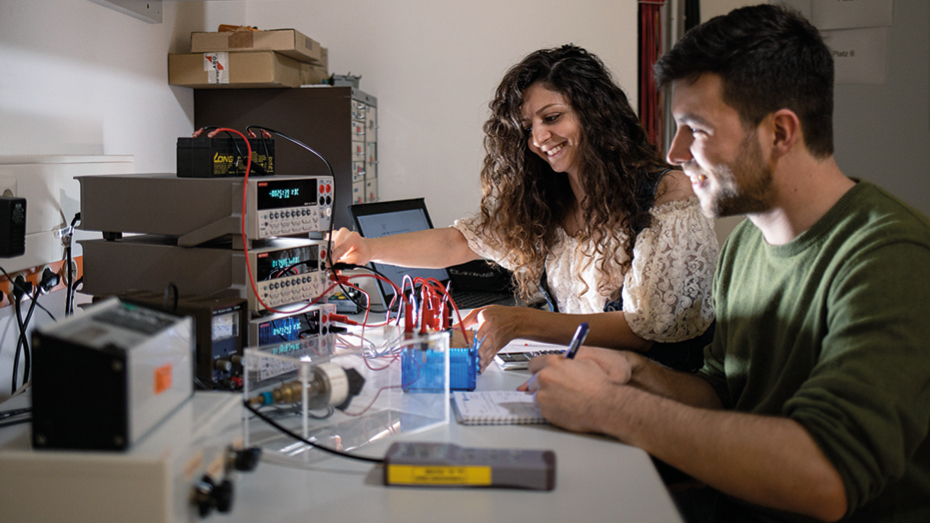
[214,479,235,513]
[193,475,235,517]
[194,476,216,518]
[233,447,263,472]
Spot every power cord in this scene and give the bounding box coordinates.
[243,400,384,464]
[331,263,390,313]
[1,264,58,320]
[12,278,37,392]
[64,212,81,316]
[9,267,60,391]
[0,407,31,430]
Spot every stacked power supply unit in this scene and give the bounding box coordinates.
[77,172,339,390]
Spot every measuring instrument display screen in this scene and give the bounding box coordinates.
[212,311,240,342]
[256,179,318,210]
[256,245,319,280]
[257,316,302,345]
[254,306,328,346]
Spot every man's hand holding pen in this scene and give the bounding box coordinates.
[517,342,642,433]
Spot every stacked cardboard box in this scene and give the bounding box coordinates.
[168,28,329,88]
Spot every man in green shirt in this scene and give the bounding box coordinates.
[524,5,930,522]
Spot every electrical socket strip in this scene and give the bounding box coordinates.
[0,258,82,309]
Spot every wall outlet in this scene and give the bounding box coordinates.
[0,155,134,274]
[0,176,16,197]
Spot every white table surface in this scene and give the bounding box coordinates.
[0,323,684,523]
[228,350,684,523]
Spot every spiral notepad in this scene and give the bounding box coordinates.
[452,391,547,425]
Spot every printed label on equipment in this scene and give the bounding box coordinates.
[387,465,492,486]
[154,363,173,395]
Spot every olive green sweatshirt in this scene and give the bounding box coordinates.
[698,181,930,522]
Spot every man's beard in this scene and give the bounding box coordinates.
[701,132,774,218]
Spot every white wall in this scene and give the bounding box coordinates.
[189,0,636,228]
[1,0,635,227]
[831,0,930,217]
[0,0,199,400]
[0,0,634,400]
[700,0,930,242]
[5,0,922,400]
[0,0,198,170]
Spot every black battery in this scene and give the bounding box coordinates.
[177,136,275,177]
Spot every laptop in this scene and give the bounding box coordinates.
[349,198,516,310]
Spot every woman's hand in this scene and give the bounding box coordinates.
[458,305,529,372]
[329,228,373,265]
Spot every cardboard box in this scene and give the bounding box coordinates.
[301,63,329,85]
[299,47,328,85]
[191,28,323,64]
[168,51,302,88]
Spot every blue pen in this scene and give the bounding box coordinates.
[564,322,589,359]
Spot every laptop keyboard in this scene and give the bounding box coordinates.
[451,291,512,309]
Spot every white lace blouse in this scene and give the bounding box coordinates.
[452,197,718,343]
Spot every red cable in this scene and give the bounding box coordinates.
[412,276,470,345]
[199,129,375,317]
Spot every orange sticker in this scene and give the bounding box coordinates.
[154,364,173,394]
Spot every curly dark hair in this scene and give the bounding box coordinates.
[655,4,834,158]
[475,44,670,300]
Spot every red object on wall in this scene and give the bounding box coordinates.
[638,1,665,149]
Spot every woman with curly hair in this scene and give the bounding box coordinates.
[331,45,718,372]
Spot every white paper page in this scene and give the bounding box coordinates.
[498,338,567,354]
[453,391,543,422]
[823,27,889,84]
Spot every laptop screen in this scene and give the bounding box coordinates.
[350,199,450,304]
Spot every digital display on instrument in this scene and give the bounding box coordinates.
[256,245,319,280]
[255,308,325,346]
[258,317,301,345]
[256,179,318,210]
[212,311,240,341]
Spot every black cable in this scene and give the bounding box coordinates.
[0,417,31,430]
[243,400,384,464]
[64,245,72,314]
[244,126,358,314]
[264,403,335,421]
[12,286,26,392]
[34,300,55,322]
[307,405,336,420]
[65,212,81,316]
[333,263,393,313]
[279,259,316,279]
[1,265,57,322]
[222,130,248,176]
[0,407,31,420]
[162,283,180,312]
[258,132,272,175]
[0,265,32,299]
[3,267,55,392]
[21,288,39,385]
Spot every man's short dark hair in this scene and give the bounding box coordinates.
[655,4,834,158]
